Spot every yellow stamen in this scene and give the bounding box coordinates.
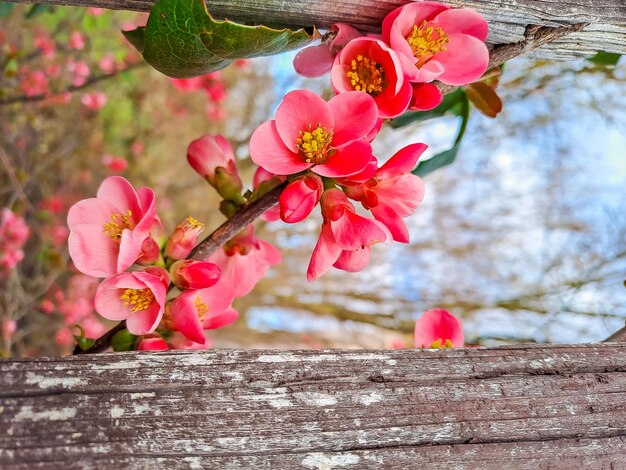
[296,124,334,165]
[346,54,385,96]
[429,338,455,349]
[183,216,204,231]
[102,210,136,240]
[194,296,209,322]
[406,21,449,67]
[120,288,154,312]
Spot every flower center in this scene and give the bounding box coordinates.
[346,55,385,96]
[183,216,204,231]
[120,288,154,312]
[296,125,334,165]
[194,295,209,322]
[429,338,454,349]
[103,210,136,240]
[406,21,449,67]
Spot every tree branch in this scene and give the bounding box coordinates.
[0,63,146,107]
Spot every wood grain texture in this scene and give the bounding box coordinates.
[8,0,626,58]
[2,344,626,468]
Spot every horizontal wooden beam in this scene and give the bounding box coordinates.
[2,344,626,467]
[8,0,626,58]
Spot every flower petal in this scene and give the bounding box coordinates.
[333,246,371,272]
[330,211,388,250]
[327,91,377,146]
[275,89,334,149]
[378,143,428,178]
[249,121,310,175]
[312,140,372,178]
[432,8,488,41]
[307,223,341,281]
[435,33,489,86]
[293,44,334,77]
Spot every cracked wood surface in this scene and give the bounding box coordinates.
[1,344,626,468]
[8,0,626,59]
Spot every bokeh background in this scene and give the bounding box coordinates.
[1,5,625,356]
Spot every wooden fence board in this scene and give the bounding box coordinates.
[1,344,625,468]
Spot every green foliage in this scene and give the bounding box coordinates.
[111,329,137,352]
[588,51,622,67]
[125,0,319,78]
[24,4,54,19]
[413,95,470,177]
[0,2,14,18]
[73,325,96,351]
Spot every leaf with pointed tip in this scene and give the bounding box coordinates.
[129,0,319,78]
[466,82,503,118]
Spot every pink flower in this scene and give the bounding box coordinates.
[69,31,85,50]
[165,217,205,260]
[344,144,427,243]
[168,332,212,350]
[67,60,90,87]
[171,77,204,91]
[382,1,489,86]
[170,260,221,290]
[307,189,390,281]
[410,82,443,111]
[137,334,169,350]
[414,308,464,348]
[167,283,236,344]
[81,92,107,110]
[101,154,128,172]
[0,208,29,272]
[68,176,158,277]
[187,135,243,201]
[94,267,169,335]
[252,167,285,222]
[294,23,361,78]
[279,174,323,223]
[34,31,56,59]
[205,225,280,298]
[98,55,116,74]
[331,37,412,118]
[250,90,378,178]
[20,68,49,97]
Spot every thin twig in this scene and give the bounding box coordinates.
[0,63,146,107]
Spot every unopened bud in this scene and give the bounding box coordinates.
[165,217,204,260]
[170,259,221,290]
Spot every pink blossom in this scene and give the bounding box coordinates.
[414,308,464,348]
[39,299,55,315]
[331,37,412,118]
[68,176,159,277]
[409,82,443,111]
[170,260,221,290]
[98,55,117,74]
[94,267,169,335]
[0,208,29,272]
[66,60,90,87]
[279,174,323,223]
[307,189,390,281]
[20,68,49,97]
[34,31,56,59]
[165,217,205,260]
[2,319,16,340]
[205,225,280,298]
[168,332,212,350]
[39,195,64,214]
[88,7,105,16]
[101,154,127,172]
[171,77,204,91]
[137,334,169,350]
[252,168,286,222]
[131,140,144,156]
[81,92,107,111]
[382,1,489,86]
[187,135,242,187]
[344,143,427,243]
[167,282,236,344]
[69,31,85,50]
[250,89,378,178]
[294,23,361,78]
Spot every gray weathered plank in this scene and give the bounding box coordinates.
[1,344,626,468]
[8,0,626,58]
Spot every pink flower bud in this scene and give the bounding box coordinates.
[165,217,205,260]
[170,260,221,290]
[136,236,161,265]
[137,334,169,350]
[187,135,241,186]
[279,174,323,223]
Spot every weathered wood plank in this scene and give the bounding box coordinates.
[7,0,626,58]
[1,344,626,468]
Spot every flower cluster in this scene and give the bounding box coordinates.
[294,1,489,117]
[0,208,29,275]
[67,174,279,350]
[249,89,426,280]
[170,72,229,121]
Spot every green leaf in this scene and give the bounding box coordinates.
[24,4,54,19]
[129,0,319,78]
[73,325,96,351]
[413,95,470,177]
[111,329,137,352]
[588,51,622,66]
[123,27,146,53]
[0,2,14,18]
[389,88,466,128]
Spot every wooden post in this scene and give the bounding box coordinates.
[2,344,626,467]
[7,0,626,58]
